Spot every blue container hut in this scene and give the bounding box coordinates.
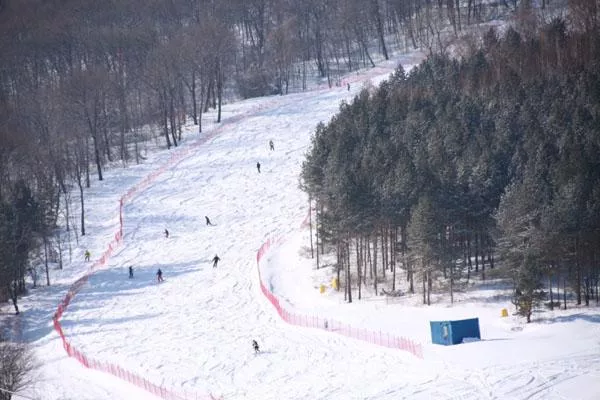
[430,318,480,345]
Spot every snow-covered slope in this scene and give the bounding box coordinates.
[3,48,600,400]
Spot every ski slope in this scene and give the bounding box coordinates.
[3,49,600,400]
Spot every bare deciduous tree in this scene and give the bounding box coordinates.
[0,336,34,400]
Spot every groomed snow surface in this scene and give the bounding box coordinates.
[2,50,600,400]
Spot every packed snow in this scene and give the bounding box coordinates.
[2,49,600,400]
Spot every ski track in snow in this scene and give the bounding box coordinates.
[59,57,439,400]
[4,49,600,400]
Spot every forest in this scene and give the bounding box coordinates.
[0,0,594,322]
[0,0,507,313]
[301,9,600,322]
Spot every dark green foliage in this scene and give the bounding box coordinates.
[301,20,600,318]
[0,181,42,314]
[514,254,545,323]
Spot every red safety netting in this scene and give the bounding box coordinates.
[52,100,289,399]
[52,81,411,398]
[256,237,424,359]
[52,133,230,399]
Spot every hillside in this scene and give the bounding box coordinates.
[2,37,600,400]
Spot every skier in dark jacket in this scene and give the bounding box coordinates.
[212,254,220,268]
[269,140,274,151]
[164,229,169,238]
[156,268,164,282]
[252,340,260,353]
[205,216,213,226]
[256,162,261,173]
[129,266,134,279]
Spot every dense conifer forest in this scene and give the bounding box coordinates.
[301,17,600,321]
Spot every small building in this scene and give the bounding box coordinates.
[430,318,480,345]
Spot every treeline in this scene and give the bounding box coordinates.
[300,14,600,321]
[0,0,504,311]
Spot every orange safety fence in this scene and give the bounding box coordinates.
[52,200,219,400]
[52,124,234,399]
[256,236,424,359]
[52,75,403,399]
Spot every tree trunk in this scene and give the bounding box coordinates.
[381,226,387,276]
[346,238,352,303]
[216,58,223,123]
[475,232,479,272]
[336,246,341,292]
[161,91,172,149]
[340,243,346,301]
[427,270,432,305]
[76,163,86,236]
[191,70,198,125]
[198,76,205,133]
[57,230,64,269]
[575,236,582,305]
[563,274,567,310]
[102,100,112,162]
[44,235,50,286]
[309,196,314,259]
[91,131,103,181]
[549,275,553,310]
[422,260,426,304]
[314,14,326,77]
[373,233,378,294]
[356,237,361,300]
[467,230,473,271]
[482,240,486,280]
[84,133,90,188]
[450,262,454,304]
[402,224,414,293]
[86,105,104,182]
[373,0,389,60]
[319,203,325,254]
[203,78,213,113]
[169,95,178,147]
[365,234,371,282]
[316,204,320,269]
[392,227,397,291]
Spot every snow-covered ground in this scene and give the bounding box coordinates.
[2,48,600,400]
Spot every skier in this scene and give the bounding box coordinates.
[156,268,164,282]
[205,216,213,226]
[347,82,350,91]
[212,254,220,268]
[269,140,274,151]
[164,229,169,238]
[129,266,134,279]
[252,340,260,353]
[256,162,261,173]
[84,250,91,262]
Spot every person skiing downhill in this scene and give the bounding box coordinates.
[205,216,213,226]
[256,162,261,173]
[156,268,164,282]
[212,254,220,268]
[269,140,274,151]
[252,340,260,353]
[164,229,169,238]
[84,250,91,262]
[129,266,134,279]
